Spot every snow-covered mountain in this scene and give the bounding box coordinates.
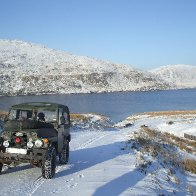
[150,64,196,88]
[0,39,172,96]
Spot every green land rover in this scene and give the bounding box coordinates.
[0,102,71,179]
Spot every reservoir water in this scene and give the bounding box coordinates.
[0,89,196,122]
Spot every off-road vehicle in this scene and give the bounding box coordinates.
[0,102,71,179]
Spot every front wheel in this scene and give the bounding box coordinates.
[42,146,56,179]
[59,141,69,164]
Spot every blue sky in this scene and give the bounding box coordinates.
[0,0,195,70]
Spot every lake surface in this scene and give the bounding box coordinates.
[0,89,196,122]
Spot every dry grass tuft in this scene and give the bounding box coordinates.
[183,159,196,174]
[134,126,196,174]
[70,113,88,122]
[143,110,196,117]
[164,132,195,153]
[141,125,159,138]
[0,111,8,119]
[189,141,196,148]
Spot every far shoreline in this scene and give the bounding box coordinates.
[1,87,196,98]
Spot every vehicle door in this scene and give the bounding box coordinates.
[57,106,70,152]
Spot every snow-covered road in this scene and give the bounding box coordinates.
[33,128,136,196]
[0,126,138,196]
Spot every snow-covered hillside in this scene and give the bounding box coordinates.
[0,39,171,96]
[150,64,196,88]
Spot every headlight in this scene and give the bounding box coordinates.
[3,140,10,148]
[27,141,34,148]
[35,139,43,148]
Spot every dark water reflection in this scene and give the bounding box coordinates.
[0,89,196,122]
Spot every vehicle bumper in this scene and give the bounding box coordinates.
[0,148,47,164]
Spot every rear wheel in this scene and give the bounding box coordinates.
[42,146,56,179]
[59,141,69,164]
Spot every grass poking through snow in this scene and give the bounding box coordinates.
[132,125,196,174]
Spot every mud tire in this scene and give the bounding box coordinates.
[59,141,69,164]
[42,146,56,179]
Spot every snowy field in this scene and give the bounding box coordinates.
[0,112,195,195]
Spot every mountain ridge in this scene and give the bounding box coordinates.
[150,64,196,88]
[0,39,194,96]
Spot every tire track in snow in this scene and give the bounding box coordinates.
[29,131,113,195]
[29,175,46,196]
[73,131,111,150]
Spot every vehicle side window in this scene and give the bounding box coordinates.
[63,112,69,124]
[59,108,69,125]
[13,109,33,120]
[21,111,27,119]
[9,109,17,120]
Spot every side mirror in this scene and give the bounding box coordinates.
[60,116,65,125]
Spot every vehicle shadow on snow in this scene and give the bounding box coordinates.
[93,169,144,196]
[55,141,146,195]
[56,142,127,177]
[1,164,33,174]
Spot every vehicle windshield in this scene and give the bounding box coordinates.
[8,109,57,122]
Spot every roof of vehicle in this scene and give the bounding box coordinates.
[11,102,69,111]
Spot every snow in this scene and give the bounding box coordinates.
[119,113,196,138]
[1,40,196,96]
[150,64,196,88]
[0,39,171,96]
[0,39,137,77]
[0,112,195,195]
